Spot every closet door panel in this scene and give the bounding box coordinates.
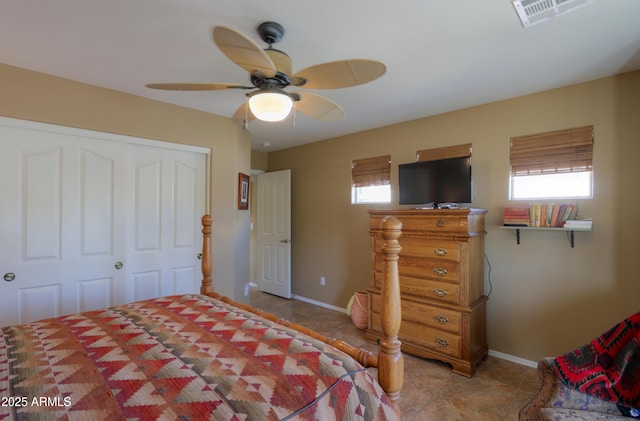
[80,149,115,256]
[23,147,62,261]
[134,159,162,252]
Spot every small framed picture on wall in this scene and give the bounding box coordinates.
[238,173,250,210]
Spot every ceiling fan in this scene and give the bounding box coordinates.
[146,21,386,123]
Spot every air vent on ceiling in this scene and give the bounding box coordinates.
[512,0,595,27]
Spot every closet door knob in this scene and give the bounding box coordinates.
[4,273,15,282]
[115,262,123,270]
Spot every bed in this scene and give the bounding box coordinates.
[0,214,404,420]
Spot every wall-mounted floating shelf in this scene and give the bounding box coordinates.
[499,226,592,248]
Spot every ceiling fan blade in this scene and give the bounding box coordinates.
[213,26,276,78]
[293,59,386,89]
[295,92,344,121]
[146,83,247,91]
[231,102,256,122]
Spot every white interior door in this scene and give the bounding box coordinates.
[257,170,291,298]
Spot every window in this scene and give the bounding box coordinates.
[351,155,391,204]
[509,126,593,200]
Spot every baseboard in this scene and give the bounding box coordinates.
[289,294,538,368]
[489,349,537,368]
[292,294,348,314]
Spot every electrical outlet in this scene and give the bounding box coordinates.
[320,276,326,286]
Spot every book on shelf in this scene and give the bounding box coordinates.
[503,206,530,226]
[503,203,587,228]
[550,205,561,227]
[563,219,593,229]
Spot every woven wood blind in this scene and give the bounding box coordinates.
[351,155,391,187]
[416,143,472,162]
[510,125,593,176]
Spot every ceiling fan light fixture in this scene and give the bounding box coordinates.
[248,91,293,122]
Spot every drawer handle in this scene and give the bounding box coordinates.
[433,248,448,257]
[433,288,448,297]
[436,219,445,227]
[433,267,448,277]
[435,315,449,324]
[435,338,449,347]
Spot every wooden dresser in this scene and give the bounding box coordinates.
[366,208,488,377]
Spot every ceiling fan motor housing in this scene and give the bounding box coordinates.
[257,21,285,45]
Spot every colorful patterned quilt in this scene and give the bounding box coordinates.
[553,309,640,411]
[0,294,399,420]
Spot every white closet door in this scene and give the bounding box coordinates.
[125,144,206,302]
[0,131,127,326]
[0,119,206,327]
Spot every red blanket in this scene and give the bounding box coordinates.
[553,310,640,409]
[0,294,399,420]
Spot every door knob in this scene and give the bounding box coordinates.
[197,253,202,260]
[280,239,290,244]
[115,262,123,270]
[4,273,15,282]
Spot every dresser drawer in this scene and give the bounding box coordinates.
[398,215,470,234]
[371,310,461,358]
[400,275,460,304]
[374,237,461,262]
[409,326,462,358]
[401,256,459,282]
[370,293,461,334]
[373,271,460,303]
[374,255,459,283]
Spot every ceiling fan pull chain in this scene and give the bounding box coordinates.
[244,97,249,130]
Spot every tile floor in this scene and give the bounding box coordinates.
[249,289,540,421]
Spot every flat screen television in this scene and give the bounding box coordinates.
[398,156,472,207]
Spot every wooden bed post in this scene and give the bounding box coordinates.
[378,216,404,403]
[200,214,214,295]
[197,213,403,407]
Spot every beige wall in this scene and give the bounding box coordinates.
[0,63,252,302]
[267,70,640,361]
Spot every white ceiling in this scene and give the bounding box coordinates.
[2,0,639,151]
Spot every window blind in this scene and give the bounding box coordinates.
[416,143,472,162]
[510,126,593,176]
[351,155,391,188]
